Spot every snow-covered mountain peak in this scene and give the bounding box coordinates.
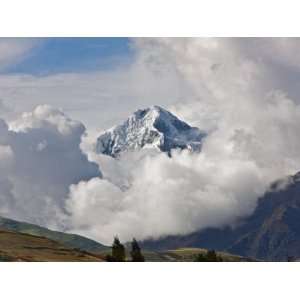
[96,105,206,157]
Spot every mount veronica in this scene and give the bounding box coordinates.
[96,105,206,157]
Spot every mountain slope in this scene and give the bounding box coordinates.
[96,105,206,157]
[227,172,300,261]
[0,216,108,253]
[0,229,104,262]
[142,172,300,261]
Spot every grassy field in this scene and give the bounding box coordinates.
[0,230,105,262]
[0,216,108,253]
[162,248,256,262]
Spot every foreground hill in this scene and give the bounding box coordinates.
[0,216,108,253]
[0,230,104,262]
[142,248,257,262]
[142,172,300,261]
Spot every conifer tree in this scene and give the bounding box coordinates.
[130,238,145,262]
[111,236,126,262]
[194,249,221,262]
[206,249,218,262]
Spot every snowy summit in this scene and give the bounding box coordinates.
[96,105,206,157]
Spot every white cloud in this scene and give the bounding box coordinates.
[66,150,267,244]
[0,105,100,227]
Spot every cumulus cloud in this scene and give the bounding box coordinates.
[0,105,100,227]
[65,150,266,244]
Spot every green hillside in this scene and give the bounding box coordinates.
[0,216,108,253]
[0,229,104,262]
[145,248,256,262]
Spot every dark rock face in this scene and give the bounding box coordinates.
[228,173,300,261]
[142,172,300,261]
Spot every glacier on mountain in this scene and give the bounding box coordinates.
[96,105,206,157]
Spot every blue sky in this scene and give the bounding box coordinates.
[4,38,133,75]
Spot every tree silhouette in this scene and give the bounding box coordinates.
[206,249,218,262]
[111,236,126,262]
[130,238,145,262]
[194,249,222,262]
[194,253,208,262]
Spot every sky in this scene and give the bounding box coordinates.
[4,38,132,75]
[0,38,186,131]
[2,38,300,244]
